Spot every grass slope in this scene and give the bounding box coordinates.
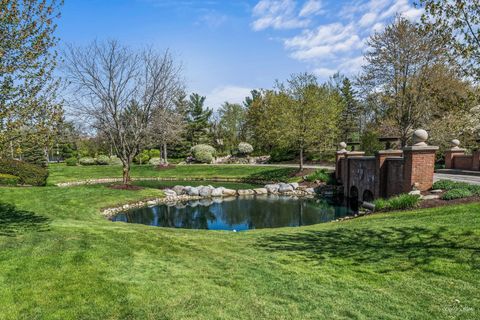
[47,163,297,185]
[0,165,478,319]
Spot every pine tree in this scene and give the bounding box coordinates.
[186,93,212,145]
[339,78,360,143]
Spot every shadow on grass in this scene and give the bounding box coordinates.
[245,168,298,183]
[0,202,50,237]
[257,226,480,272]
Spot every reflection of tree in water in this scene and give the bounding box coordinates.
[118,196,354,230]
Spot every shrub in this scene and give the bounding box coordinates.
[441,189,473,200]
[237,142,254,155]
[373,194,420,211]
[65,157,78,166]
[191,144,216,156]
[109,156,122,165]
[149,149,161,158]
[0,173,19,186]
[0,159,48,186]
[148,157,163,166]
[134,150,150,164]
[432,179,459,190]
[191,144,216,163]
[433,180,480,196]
[79,157,96,166]
[305,169,331,183]
[95,155,110,165]
[194,150,214,164]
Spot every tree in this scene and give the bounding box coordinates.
[359,16,450,146]
[339,77,360,143]
[218,102,247,153]
[64,40,183,184]
[419,0,480,81]
[273,73,343,171]
[186,93,212,145]
[149,105,186,165]
[0,0,64,161]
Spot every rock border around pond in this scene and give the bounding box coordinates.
[101,182,316,217]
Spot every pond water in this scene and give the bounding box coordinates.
[112,195,354,231]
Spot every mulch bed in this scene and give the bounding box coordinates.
[418,195,480,209]
[108,184,144,191]
[155,164,176,170]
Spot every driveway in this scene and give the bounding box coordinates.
[434,173,480,185]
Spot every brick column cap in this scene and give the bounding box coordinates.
[403,146,439,151]
[336,150,347,155]
[345,151,365,157]
[446,148,466,152]
[376,150,403,155]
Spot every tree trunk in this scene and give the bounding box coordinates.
[299,148,304,172]
[163,142,168,165]
[122,162,131,185]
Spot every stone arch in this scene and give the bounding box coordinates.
[349,186,359,200]
[363,189,374,202]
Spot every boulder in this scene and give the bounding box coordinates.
[409,190,421,196]
[222,188,237,196]
[198,186,213,197]
[211,187,224,197]
[254,188,268,195]
[421,194,440,200]
[289,182,299,190]
[164,189,177,197]
[172,185,186,195]
[185,186,199,196]
[265,184,280,194]
[238,189,255,196]
[430,189,443,194]
[278,183,294,193]
[305,188,316,194]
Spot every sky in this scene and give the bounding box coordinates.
[57,0,423,110]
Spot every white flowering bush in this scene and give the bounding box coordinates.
[191,144,216,163]
[237,142,253,155]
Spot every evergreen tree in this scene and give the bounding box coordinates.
[186,93,212,145]
[339,78,360,143]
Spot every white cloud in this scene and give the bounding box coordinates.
[204,86,252,110]
[251,0,425,79]
[252,0,310,31]
[299,0,324,17]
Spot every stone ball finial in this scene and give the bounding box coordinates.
[339,142,347,149]
[451,139,460,149]
[413,129,428,146]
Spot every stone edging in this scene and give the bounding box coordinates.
[56,177,268,187]
[101,183,316,218]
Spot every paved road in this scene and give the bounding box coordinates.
[434,173,480,185]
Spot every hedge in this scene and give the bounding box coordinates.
[0,173,19,186]
[65,157,78,166]
[79,157,96,166]
[0,159,48,186]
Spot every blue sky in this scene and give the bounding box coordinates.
[57,0,422,109]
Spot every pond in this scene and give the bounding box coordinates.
[112,195,354,231]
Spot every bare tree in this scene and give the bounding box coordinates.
[359,16,449,146]
[149,106,186,165]
[64,40,183,184]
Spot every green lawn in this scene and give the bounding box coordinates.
[0,165,479,319]
[47,163,298,185]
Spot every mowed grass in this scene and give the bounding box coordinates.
[0,164,479,319]
[47,163,298,185]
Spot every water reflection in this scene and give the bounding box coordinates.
[112,195,354,231]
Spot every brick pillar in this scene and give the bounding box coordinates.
[402,129,439,192]
[375,150,403,198]
[472,150,480,171]
[342,151,365,197]
[403,146,438,192]
[335,151,347,181]
[445,149,465,169]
